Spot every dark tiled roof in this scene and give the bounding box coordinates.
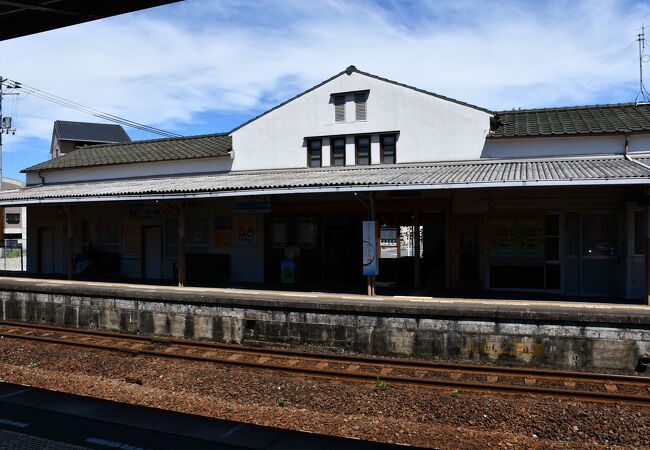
[24,133,232,172]
[54,121,131,143]
[491,103,650,138]
[7,156,650,203]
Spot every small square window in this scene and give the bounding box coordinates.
[5,213,20,225]
[380,134,396,164]
[355,136,371,165]
[307,139,322,168]
[331,137,346,166]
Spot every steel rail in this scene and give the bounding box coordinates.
[1,321,649,406]
[1,320,646,384]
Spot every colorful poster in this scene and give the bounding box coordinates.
[234,215,256,246]
[488,218,545,259]
[213,216,232,248]
[362,221,378,276]
[516,219,545,258]
[487,220,516,258]
[280,259,296,283]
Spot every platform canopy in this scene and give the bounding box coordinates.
[1,155,650,206]
[0,0,181,41]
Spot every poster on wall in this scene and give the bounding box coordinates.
[122,224,140,254]
[213,216,232,248]
[488,218,545,258]
[487,220,516,258]
[362,220,378,276]
[516,219,545,258]
[234,215,256,246]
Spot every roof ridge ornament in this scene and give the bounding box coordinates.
[345,65,357,75]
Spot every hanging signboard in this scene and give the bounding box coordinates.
[362,221,378,276]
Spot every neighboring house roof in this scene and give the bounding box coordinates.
[230,65,492,133]
[7,155,650,204]
[491,103,650,138]
[25,133,232,173]
[1,177,25,190]
[54,121,131,143]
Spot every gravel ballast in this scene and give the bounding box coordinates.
[0,338,648,449]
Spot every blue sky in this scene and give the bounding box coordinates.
[0,0,649,181]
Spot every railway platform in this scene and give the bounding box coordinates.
[0,277,649,372]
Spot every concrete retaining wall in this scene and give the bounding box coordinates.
[2,283,650,373]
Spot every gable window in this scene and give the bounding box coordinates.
[334,95,346,122]
[307,138,322,168]
[355,136,371,165]
[380,134,396,164]
[355,93,367,121]
[331,137,346,166]
[5,213,19,225]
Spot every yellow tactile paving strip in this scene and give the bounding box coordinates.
[2,276,649,312]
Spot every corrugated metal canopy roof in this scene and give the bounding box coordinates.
[0,1,180,41]
[2,155,649,205]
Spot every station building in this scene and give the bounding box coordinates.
[2,66,650,302]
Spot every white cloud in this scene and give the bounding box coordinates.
[0,0,648,147]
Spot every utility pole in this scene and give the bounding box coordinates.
[0,77,19,251]
[636,25,650,103]
[0,77,19,185]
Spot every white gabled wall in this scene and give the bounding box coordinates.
[230,71,493,171]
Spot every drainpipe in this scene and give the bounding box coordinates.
[37,170,45,185]
[624,135,650,170]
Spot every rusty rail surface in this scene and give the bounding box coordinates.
[1,320,649,406]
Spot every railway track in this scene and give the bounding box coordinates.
[1,320,649,406]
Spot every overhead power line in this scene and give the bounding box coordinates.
[1,79,182,138]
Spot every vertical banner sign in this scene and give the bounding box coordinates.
[362,221,378,276]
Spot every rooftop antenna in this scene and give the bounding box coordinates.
[636,24,650,104]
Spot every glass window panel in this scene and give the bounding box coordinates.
[331,137,346,166]
[356,136,370,165]
[381,134,396,164]
[308,139,322,168]
[635,210,646,255]
[103,220,119,245]
[545,264,561,289]
[546,214,559,236]
[297,218,318,249]
[582,213,617,256]
[270,219,288,249]
[565,213,580,256]
[546,237,559,260]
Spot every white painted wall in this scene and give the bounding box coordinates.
[26,157,233,185]
[231,71,493,170]
[482,133,650,159]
